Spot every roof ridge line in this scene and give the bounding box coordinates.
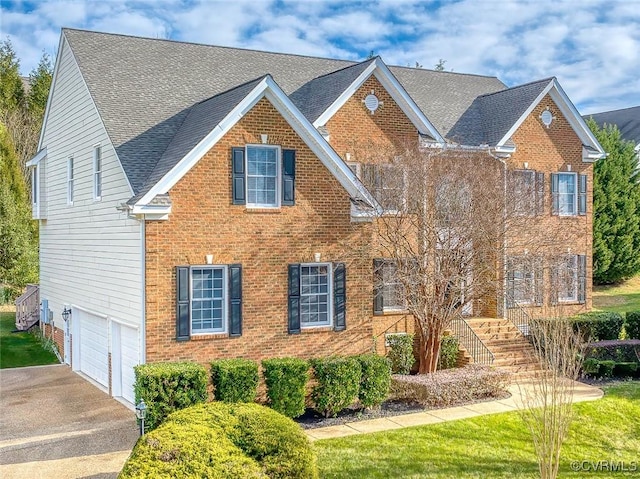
[477,77,555,99]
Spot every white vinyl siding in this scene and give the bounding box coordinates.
[67,156,74,204]
[37,36,142,334]
[93,145,102,200]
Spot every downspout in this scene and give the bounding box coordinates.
[140,219,146,365]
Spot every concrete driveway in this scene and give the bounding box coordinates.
[0,364,139,479]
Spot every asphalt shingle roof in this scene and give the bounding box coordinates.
[290,59,375,123]
[585,106,640,145]
[62,29,508,198]
[448,78,552,146]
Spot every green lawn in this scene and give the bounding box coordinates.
[0,310,59,368]
[315,382,640,478]
[593,275,640,315]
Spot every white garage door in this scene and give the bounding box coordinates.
[119,324,139,403]
[78,311,109,388]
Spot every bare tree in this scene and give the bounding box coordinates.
[361,146,508,373]
[517,307,584,479]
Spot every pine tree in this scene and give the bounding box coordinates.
[587,118,640,284]
[27,52,53,121]
[0,38,25,112]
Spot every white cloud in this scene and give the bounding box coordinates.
[0,0,637,112]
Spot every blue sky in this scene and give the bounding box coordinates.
[2,0,639,114]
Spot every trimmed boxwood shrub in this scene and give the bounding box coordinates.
[211,358,259,403]
[133,361,208,431]
[438,336,459,370]
[120,402,317,479]
[599,360,616,378]
[386,333,415,374]
[614,362,638,377]
[571,311,624,341]
[625,311,640,339]
[311,356,361,417]
[357,354,391,409]
[584,340,640,363]
[262,358,310,418]
[582,357,600,376]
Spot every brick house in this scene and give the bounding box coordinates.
[25,29,604,404]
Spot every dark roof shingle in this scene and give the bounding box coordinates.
[585,106,640,145]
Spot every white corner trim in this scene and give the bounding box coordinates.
[496,78,606,160]
[26,147,47,167]
[312,58,445,144]
[135,75,378,210]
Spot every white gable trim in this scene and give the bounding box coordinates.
[37,35,65,151]
[26,147,47,167]
[496,78,606,161]
[135,75,378,209]
[312,58,445,144]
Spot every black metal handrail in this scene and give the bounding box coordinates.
[450,315,495,365]
[504,292,533,338]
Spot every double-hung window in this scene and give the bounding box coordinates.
[175,264,243,340]
[553,254,586,304]
[191,267,227,334]
[362,163,406,212]
[512,170,544,216]
[93,145,102,200]
[231,146,295,207]
[288,262,346,333]
[506,257,541,307]
[67,157,74,205]
[552,172,587,216]
[247,145,279,207]
[31,165,38,207]
[300,264,331,327]
[374,259,406,313]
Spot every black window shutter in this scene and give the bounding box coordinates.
[550,263,559,305]
[535,172,545,215]
[282,149,295,206]
[288,264,301,334]
[551,173,559,215]
[578,174,587,216]
[228,264,242,336]
[333,263,346,331]
[373,259,384,315]
[534,257,544,306]
[232,147,246,205]
[506,258,515,308]
[577,255,586,304]
[176,266,190,341]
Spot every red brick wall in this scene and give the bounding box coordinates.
[507,94,593,316]
[145,98,378,364]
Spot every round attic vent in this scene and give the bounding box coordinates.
[540,109,554,127]
[364,94,380,113]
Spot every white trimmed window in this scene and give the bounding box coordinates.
[555,172,576,215]
[557,255,578,303]
[190,266,227,334]
[246,145,279,207]
[374,259,406,313]
[300,263,332,327]
[93,145,102,200]
[31,165,39,206]
[67,157,74,205]
[362,163,407,212]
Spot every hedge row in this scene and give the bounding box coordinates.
[135,354,392,426]
[571,311,624,341]
[119,402,318,479]
[625,311,640,339]
[582,358,638,379]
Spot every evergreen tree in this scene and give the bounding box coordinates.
[27,52,53,120]
[587,117,640,284]
[0,124,38,300]
[0,38,25,113]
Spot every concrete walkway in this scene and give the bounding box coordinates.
[305,379,604,441]
[0,364,139,479]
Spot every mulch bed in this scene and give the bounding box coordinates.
[296,390,511,430]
